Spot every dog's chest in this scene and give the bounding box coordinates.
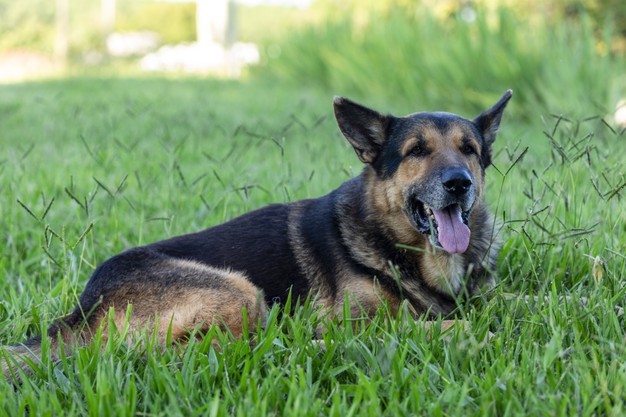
[418,252,466,295]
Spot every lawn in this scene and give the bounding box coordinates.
[0,75,624,416]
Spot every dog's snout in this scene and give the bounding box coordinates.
[442,168,473,196]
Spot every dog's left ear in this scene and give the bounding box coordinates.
[334,96,390,164]
[473,90,513,147]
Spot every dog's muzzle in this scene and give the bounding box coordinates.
[405,168,475,254]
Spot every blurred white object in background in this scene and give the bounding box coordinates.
[140,41,259,75]
[615,100,626,128]
[107,31,161,57]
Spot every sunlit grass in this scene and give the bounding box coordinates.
[0,77,624,416]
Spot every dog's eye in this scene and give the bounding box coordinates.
[461,143,476,155]
[409,145,428,157]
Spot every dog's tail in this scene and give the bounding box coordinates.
[1,338,44,380]
[1,310,87,382]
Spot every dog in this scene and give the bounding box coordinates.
[2,90,512,377]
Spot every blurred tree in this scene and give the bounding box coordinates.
[0,0,623,56]
[116,2,196,45]
[312,0,626,53]
[55,0,69,62]
[197,0,237,47]
[0,0,55,52]
[102,0,115,38]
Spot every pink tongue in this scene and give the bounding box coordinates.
[431,206,470,254]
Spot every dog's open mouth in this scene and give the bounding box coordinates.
[408,199,471,254]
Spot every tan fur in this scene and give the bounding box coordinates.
[103,261,267,343]
[1,344,42,380]
[336,276,402,319]
[420,252,466,295]
[313,275,403,336]
[365,172,425,246]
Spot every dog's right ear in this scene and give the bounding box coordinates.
[333,97,389,164]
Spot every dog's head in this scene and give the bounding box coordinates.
[334,91,512,254]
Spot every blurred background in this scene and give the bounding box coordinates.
[0,0,625,122]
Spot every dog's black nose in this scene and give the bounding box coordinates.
[442,168,473,196]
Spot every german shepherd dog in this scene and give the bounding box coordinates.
[2,90,512,377]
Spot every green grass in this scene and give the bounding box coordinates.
[256,7,626,121]
[0,76,624,416]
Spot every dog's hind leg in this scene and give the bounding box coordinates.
[2,249,266,381]
[130,264,267,344]
[89,254,268,345]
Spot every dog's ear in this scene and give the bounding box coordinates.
[334,96,389,164]
[473,90,512,167]
[473,90,512,146]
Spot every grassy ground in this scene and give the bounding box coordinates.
[0,77,624,416]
